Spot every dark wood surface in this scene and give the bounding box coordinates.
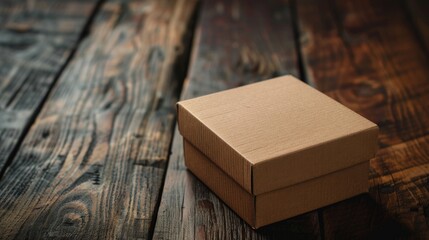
[298,0,429,238]
[0,0,197,239]
[0,0,428,239]
[0,0,99,175]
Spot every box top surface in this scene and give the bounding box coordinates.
[179,76,376,164]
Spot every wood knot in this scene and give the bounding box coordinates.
[334,77,386,110]
[63,212,83,227]
[235,46,280,78]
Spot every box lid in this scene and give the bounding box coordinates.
[177,75,378,195]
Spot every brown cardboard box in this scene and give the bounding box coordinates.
[184,140,369,228]
[177,75,378,228]
[177,75,378,195]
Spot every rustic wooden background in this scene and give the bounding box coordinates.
[0,0,428,239]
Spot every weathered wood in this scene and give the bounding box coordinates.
[0,0,197,239]
[297,0,429,237]
[153,0,321,239]
[0,0,99,175]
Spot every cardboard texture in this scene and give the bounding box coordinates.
[177,75,378,194]
[177,75,379,228]
[184,140,369,228]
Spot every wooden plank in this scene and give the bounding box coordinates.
[153,0,321,239]
[299,0,429,148]
[0,0,197,239]
[325,90,429,147]
[0,0,100,175]
[297,0,429,238]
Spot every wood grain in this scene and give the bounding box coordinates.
[0,0,197,239]
[153,0,321,239]
[297,0,429,237]
[0,0,99,175]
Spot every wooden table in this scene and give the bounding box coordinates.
[1,0,428,239]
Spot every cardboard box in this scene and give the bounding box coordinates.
[177,75,378,228]
[184,139,369,228]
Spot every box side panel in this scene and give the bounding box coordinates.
[253,126,378,194]
[255,161,369,228]
[178,103,253,192]
[183,139,256,227]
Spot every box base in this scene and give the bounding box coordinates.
[183,139,369,228]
